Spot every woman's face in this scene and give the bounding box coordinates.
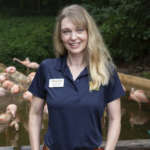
[60,17,88,55]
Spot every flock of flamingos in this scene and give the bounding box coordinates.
[0,57,48,133]
[0,57,150,135]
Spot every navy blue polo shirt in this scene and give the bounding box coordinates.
[28,56,125,150]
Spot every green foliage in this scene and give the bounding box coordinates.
[0,16,55,71]
[141,72,150,79]
[0,0,149,68]
[83,0,150,62]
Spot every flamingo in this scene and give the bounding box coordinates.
[0,112,13,124]
[0,73,7,83]
[6,104,17,118]
[128,88,150,110]
[27,72,36,83]
[13,57,30,66]
[9,116,20,131]
[10,84,20,94]
[27,62,39,69]
[0,104,17,124]
[5,66,16,74]
[13,57,39,69]
[22,91,33,102]
[2,80,14,90]
[0,87,7,96]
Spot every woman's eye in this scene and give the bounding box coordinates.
[62,30,71,34]
[76,28,84,33]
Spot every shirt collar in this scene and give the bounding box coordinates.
[55,55,88,77]
[55,55,67,72]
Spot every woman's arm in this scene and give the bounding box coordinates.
[105,98,121,150]
[29,96,45,150]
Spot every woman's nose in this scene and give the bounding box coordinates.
[70,31,77,40]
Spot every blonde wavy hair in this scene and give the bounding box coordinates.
[53,4,115,90]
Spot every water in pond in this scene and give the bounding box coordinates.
[0,88,150,149]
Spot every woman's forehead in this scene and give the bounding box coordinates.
[61,17,86,29]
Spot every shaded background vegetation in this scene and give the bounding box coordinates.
[0,0,149,71]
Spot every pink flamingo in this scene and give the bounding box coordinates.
[0,104,17,124]
[27,62,39,69]
[2,80,14,90]
[13,57,30,66]
[128,88,150,110]
[13,57,39,69]
[0,112,12,124]
[22,91,33,102]
[27,72,36,83]
[0,87,7,96]
[9,116,20,131]
[10,84,20,94]
[6,104,17,118]
[0,73,7,83]
[5,66,16,74]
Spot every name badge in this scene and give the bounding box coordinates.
[49,79,64,87]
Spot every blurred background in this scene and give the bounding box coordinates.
[0,0,150,149]
[0,0,149,71]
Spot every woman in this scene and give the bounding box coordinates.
[28,4,125,150]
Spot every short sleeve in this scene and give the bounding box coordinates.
[104,70,125,104]
[28,62,46,100]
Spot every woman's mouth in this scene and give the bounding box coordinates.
[69,42,80,48]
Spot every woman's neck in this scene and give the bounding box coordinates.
[67,53,87,68]
[66,53,87,80]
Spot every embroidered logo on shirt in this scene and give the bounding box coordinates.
[89,81,100,91]
[49,79,64,87]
